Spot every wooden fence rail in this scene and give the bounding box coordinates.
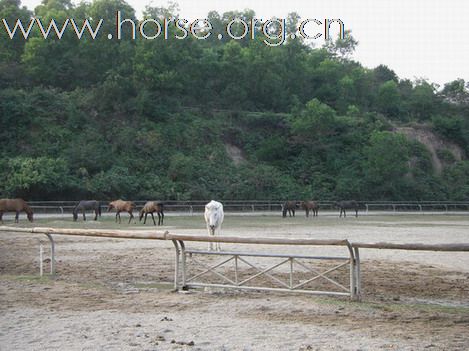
[1,226,469,300]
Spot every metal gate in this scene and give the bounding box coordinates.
[171,240,361,300]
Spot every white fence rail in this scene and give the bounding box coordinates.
[23,200,469,216]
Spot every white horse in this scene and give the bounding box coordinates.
[204,200,224,251]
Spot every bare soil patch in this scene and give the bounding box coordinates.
[1,215,468,350]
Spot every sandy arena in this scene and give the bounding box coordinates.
[1,213,468,350]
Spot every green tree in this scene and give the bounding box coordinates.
[0,0,32,87]
[376,80,401,117]
[324,30,358,59]
[410,81,437,120]
[0,157,72,198]
[363,132,410,198]
[443,161,469,200]
[289,98,338,147]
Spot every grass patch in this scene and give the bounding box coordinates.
[75,281,109,291]
[303,295,469,315]
[362,299,469,315]
[11,274,54,283]
[5,213,469,231]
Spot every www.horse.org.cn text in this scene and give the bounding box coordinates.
[1,11,345,47]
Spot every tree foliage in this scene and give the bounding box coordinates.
[0,1,468,200]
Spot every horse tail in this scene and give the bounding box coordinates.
[98,202,102,217]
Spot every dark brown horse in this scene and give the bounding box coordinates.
[0,198,33,223]
[335,200,359,218]
[282,201,298,217]
[73,200,101,221]
[108,199,136,224]
[139,201,164,226]
[300,201,319,217]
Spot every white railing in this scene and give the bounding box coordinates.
[26,200,469,216]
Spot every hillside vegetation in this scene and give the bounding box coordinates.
[1,0,469,201]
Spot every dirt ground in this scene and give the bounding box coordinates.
[0,214,468,350]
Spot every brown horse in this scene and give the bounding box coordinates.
[139,201,164,226]
[108,199,136,224]
[0,198,33,223]
[300,201,319,217]
[282,201,298,217]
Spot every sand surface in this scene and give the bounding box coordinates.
[1,214,468,350]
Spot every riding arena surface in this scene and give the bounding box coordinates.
[0,213,468,350]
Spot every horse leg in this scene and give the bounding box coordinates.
[94,210,98,221]
[15,211,19,223]
[207,224,217,251]
[355,208,358,218]
[0,212,3,224]
[207,226,211,251]
[161,211,164,225]
[143,213,147,224]
[157,212,161,226]
[83,211,86,221]
[115,213,118,223]
[306,209,309,218]
[339,209,342,218]
[293,209,295,217]
[216,227,221,251]
[118,212,121,224]
[150,213,156,226]
[128,211,133,224]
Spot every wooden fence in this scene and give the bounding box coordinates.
[1,226,469,301]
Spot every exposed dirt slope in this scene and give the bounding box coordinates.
[396,126,464,174]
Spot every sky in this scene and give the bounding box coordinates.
[19,0,469,87]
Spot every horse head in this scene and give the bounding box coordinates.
[205,200,224,232]
[107,202,115,212]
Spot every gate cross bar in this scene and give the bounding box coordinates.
[172,239,360,300]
